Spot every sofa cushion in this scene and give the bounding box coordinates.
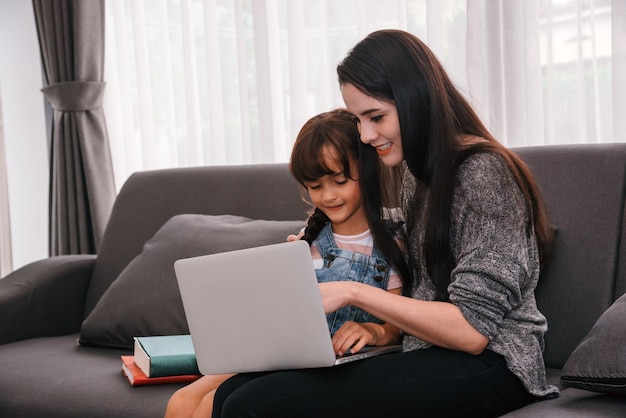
[84,164,308,318]
[560,292,626,395]
[79,214,304,349]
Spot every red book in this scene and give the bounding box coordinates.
[121,355,202,386]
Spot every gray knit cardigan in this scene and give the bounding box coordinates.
[401,152,559,398]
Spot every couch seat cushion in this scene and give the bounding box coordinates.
[0,334,182,418]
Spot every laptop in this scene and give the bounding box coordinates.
[174,240,402,375]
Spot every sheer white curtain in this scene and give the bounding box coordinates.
[0,94,12,278]
[103,0,623,191]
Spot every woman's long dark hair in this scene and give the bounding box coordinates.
[289,109,410,286]
[337,30,553,300]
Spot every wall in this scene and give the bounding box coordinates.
[0,1,49,273]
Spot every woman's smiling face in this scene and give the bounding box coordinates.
[341,83,404,167]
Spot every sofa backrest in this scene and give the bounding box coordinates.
[515,143,626,369]
[84,163,309,317]
[83,144,626,370]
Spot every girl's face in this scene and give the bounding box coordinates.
[341,82,404,167]
[304,147,368,235]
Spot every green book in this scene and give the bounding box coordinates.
[133,335,200,377]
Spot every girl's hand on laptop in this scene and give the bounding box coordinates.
[332,321,377,356]
[321,283,403,356]
[286,228,305,242]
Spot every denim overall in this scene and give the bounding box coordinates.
[313,223,391,336]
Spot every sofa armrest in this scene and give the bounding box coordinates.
[0,255,96,344]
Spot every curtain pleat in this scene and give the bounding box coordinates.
[613,0,626,141]
[286,0,308,140]
[235,0,252,162]
[252,0,286,162]
[130,0,158,169]
[33,0,116,255]
[0,97,12,278]
[181,0,203,166]
[203,0,227,164]
[157,0,180,166]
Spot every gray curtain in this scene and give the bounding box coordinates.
[32,0,115,255]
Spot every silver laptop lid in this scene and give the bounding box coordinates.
[174,240,338,374]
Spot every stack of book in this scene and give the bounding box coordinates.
[121,334,202,386]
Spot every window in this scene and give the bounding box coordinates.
[104,0,623,190]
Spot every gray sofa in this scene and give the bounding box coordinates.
[1,143,626,417]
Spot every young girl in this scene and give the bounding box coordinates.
[164,108,407,418]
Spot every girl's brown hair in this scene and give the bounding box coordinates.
[290,108,410,284]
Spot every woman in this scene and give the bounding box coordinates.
[212,29,558,417]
